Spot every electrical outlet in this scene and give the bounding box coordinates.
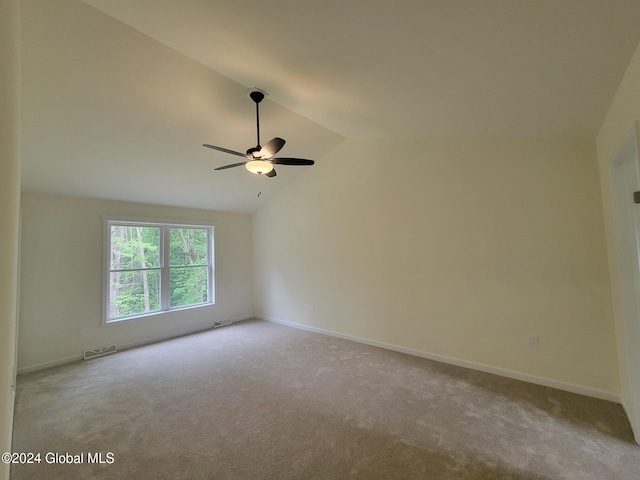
[528,336,539,348]
[74,326,81,335]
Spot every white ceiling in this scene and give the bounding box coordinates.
[20,0,640,213]
[83,0,640,138]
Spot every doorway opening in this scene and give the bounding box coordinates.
[611,120,640,444]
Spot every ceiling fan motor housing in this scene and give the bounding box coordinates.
[246,146,261,158]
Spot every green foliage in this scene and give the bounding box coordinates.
[169,228,209,307]
[170,228,208,266]
[170,267,208,308]
[110,270,160,318]
[109,225,210,319]
[110,226,160,270]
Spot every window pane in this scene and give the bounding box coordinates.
[110,225,160,270]
[170,228,208,266]
[105,221,214,324]
[170,266,208,308]
[109,270,160,319]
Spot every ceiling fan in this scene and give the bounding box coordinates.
[203,90,314,177]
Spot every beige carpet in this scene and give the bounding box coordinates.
[11,319,640,479]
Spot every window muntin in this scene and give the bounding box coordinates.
[105,221,214,323]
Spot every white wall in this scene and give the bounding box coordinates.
[0,0,20,479]
[254,137,619,397]
[0,0,20,478]
[596,41,640,439]
[18,193,253,372]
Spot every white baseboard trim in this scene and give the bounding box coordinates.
[116,314,253,351]
[17,354,84,375]
[258,315,622,404]
[17,314,255,375]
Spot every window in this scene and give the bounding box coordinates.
[104,220,214,323]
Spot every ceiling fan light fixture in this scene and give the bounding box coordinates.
[245,160,273,175]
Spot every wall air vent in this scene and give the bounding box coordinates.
[83,344,117,360]
[213,319,232,328]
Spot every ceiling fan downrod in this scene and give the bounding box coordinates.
[249,90,265,148]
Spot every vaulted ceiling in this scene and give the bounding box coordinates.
[20,0,640,212]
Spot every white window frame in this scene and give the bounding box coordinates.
[102,217,215,325]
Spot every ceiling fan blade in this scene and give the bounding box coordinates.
[203,144,246,158]
[214,162,247,171]
[265,168,277,177]
[259,137,286,158]
[271,158,315,166]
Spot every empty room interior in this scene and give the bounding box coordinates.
[5,0,640,478]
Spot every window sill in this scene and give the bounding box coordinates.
[102,301,215,326]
